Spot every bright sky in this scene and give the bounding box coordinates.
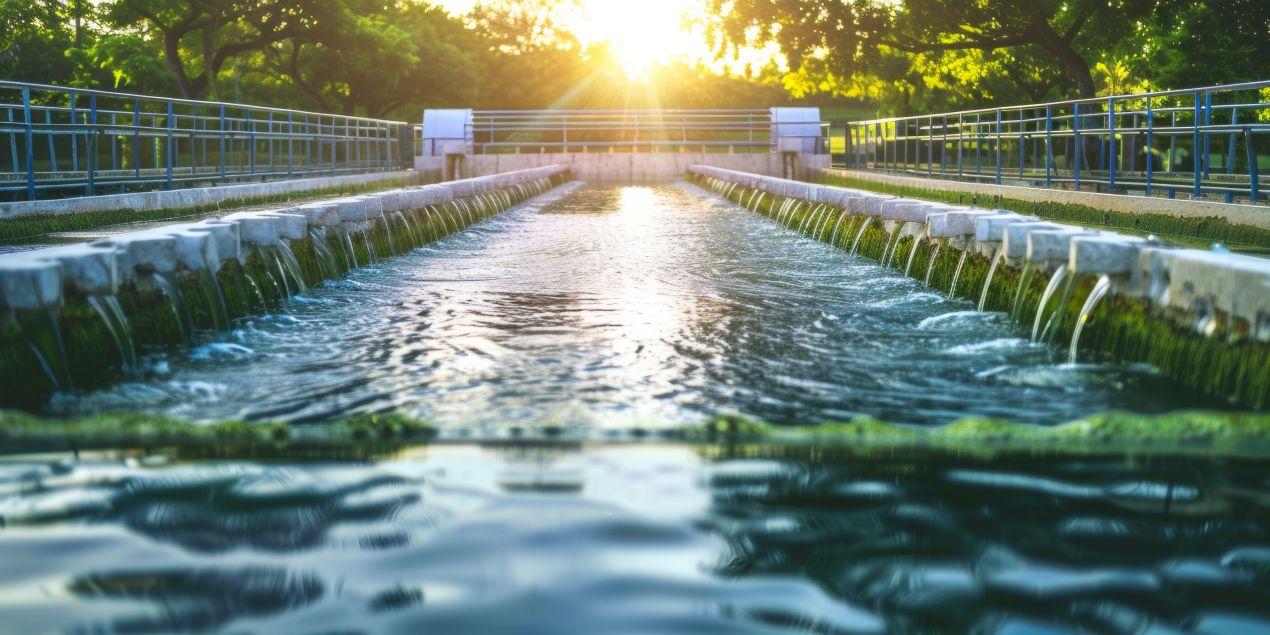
[436,0,781,79]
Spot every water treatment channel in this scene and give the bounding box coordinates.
[40,182,1219,429]
[4,176,1270,635]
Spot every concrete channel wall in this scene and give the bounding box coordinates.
[0,166,568,311]
[421,152,831,183]
[826,168,1270,231]
[689,165,1270,408]
[0,170,423,219]
[0,166,571,406]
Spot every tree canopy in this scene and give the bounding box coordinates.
[1,0,1263,120]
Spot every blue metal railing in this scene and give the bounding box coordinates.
[1,80,414,203]
[833,81,1269,203]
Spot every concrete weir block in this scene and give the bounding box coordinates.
[1140,247,1270,338]
[881,200,952,223]
[1069,235,1146,275]
[1026,229,1099,265]
[974,213,1041,243]
[929,210,997,238]
[189,220,242,263]
[0,256,62,310]
[259,212,308,240]
[96,233,180,275]
[163,228,221,271]
[223,212,281,247]
[33,244,121,296]
[1000,221,1069,259]
[330,198,372,223]
[290,202,340,228]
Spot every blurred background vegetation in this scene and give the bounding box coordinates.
[1,0,1265,121]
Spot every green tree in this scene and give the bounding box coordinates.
[707,0,1155,110]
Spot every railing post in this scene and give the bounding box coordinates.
[21,87,35,201]
[218,105,227,183]
[287,112,294,176]
[956,113,963,177]
[132,99,141,179]
[929,119,937,173]
[994,109,1002,184]
[1227,107,1237,175]
[247,109,256,178]
[88,94,97,197]
[70,91,78,174]
[1018,109,1024,180]
[1247,128,1260,201]
[1107,97,1116,191]
[1145,97,1153,196]
[1203,90,1212,179]
[1193,91,1202,198]
[1044,105,1053,186]
[165,100,174,189]
[1073,102,1081,189]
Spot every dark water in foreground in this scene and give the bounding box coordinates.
[50,183,1212,428]
[1,445,1267,634]
[7,183,1266,633]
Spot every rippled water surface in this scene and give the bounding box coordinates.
[1,445,1267,634]
[49,183,1213,428]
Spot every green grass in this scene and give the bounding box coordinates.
[822,172,1270,252]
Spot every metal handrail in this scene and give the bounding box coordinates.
[466,108,829,155]
[833,81,1269,202]
[1,80,413,203]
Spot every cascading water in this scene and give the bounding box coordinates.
[1009,260,1036,325]
[977,247,1005,311]
[86,295,132,372]
[1031,266,1070,341]
[1069,275,1112,363]
[903,231,924,276]
[150,272,194,343]
[880,224,903,267]
[948,249,969,297]
[923,242,942,287]
[198,267,230,331]
[276,241,309,294]
[850,217,872,255]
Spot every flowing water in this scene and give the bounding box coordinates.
[1,444,1267,634]
[5,183,1264,634]
[47,184,1215,428]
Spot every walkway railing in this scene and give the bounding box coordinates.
[468,109,812,154]
[1,80,413,203]
[833,81,1269,203]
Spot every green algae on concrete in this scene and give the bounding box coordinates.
[0,409,437,453]
[822,172,1270,253]
[688,411,1270,457]
[689,171,1270,409]
[0,175,569,409]
[0,175,432,245]
[5,409,1268,457]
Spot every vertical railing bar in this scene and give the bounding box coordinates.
[22,87,36,201]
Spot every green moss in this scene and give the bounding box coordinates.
[0,180,554,409]
[0,408,435,452]
[823,172,1270,253]
[0,174,431,245]
[693,170,1269,409]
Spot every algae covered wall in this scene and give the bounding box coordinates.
[0,166,572,409]
[688,166,1270,409]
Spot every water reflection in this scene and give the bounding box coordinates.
[0,445,1266,634]
[48,184,1218,428]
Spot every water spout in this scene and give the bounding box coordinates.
[1032,265,1069,341]
[1069,275,1112,363]
[977,247,1004,311]
[948,249,969,297]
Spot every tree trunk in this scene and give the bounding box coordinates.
[163,30,195,99]
[1029,19,1096,99]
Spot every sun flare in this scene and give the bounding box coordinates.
[568,0,704,80]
